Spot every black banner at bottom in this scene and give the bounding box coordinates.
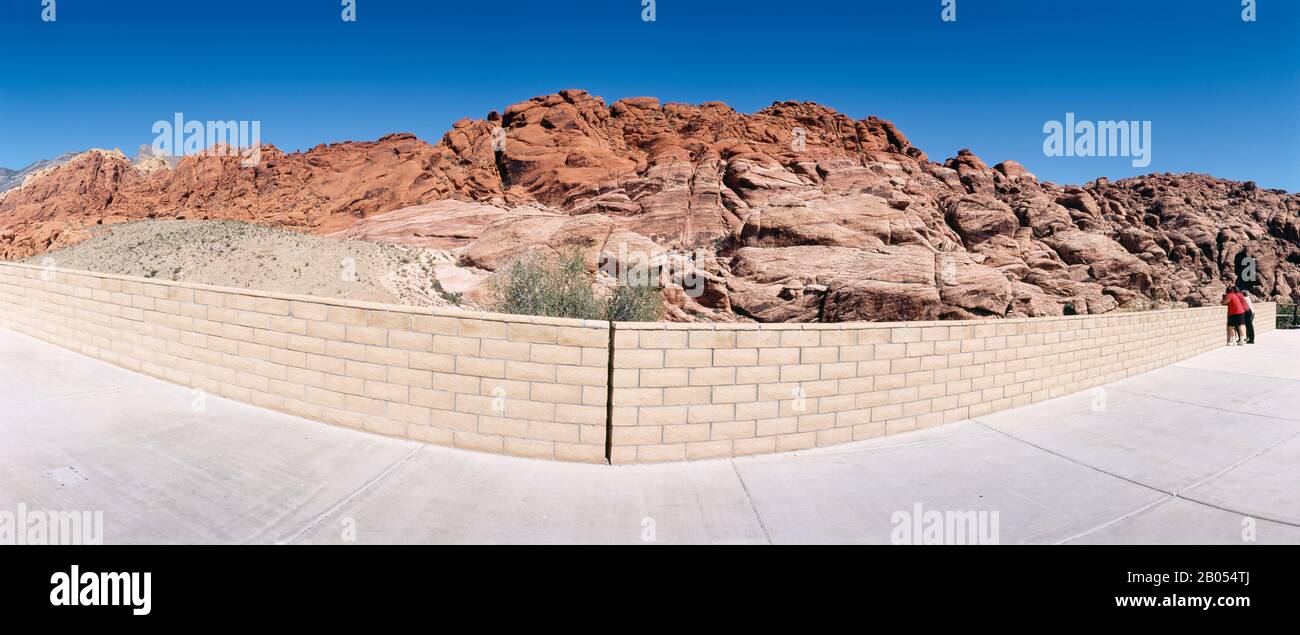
[1,546,1292,623]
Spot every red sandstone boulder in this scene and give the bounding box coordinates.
[943,194,1020,245]
[994,160,1037,184]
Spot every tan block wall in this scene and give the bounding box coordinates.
[1254,302,1278,331]
[0,262,1274,465]
[0,263,610,463]
[610,304,1277,464]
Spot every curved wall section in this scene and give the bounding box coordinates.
[0,263,611,463]
[0,262,1275,464]
[609,303,1275,463]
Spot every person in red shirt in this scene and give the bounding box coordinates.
[1223,287,1247,346]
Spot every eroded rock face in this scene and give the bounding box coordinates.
[3,89,1298,322]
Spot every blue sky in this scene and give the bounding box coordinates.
[1,0,1297,190]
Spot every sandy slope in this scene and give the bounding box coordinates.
[27,220,482,308]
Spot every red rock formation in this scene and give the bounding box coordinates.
[3,89,1297,322]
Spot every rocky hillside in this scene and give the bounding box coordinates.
[0,151,80,195]
[2,89,1297,322]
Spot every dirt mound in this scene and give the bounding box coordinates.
[27,220,477,308]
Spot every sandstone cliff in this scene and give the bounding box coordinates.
[3,89,1296,322]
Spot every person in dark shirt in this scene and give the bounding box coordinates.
[1238,285,1257,344]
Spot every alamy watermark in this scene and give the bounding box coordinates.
[1091,387,1107,414]
[598,243,708,298]
[891,503,1000,545]
[1240,255,1257,283]
[1043,113,1151,168]
[151,113,263,167]
[191,388,207,412]
[791,386,808,413]
[50,565,151,616]
[40,256,58,281]
[937,253,958,285]
[1,503,103,545]
[41,0,56,21]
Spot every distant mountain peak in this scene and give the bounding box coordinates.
[0,151,84,195]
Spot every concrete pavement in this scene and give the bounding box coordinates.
[2,326,1298,544]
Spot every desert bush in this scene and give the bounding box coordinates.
[605,273,664,322]
[486,249,662,322]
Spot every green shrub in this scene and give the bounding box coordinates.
[486,249,663,322]
[605,278,664,322]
